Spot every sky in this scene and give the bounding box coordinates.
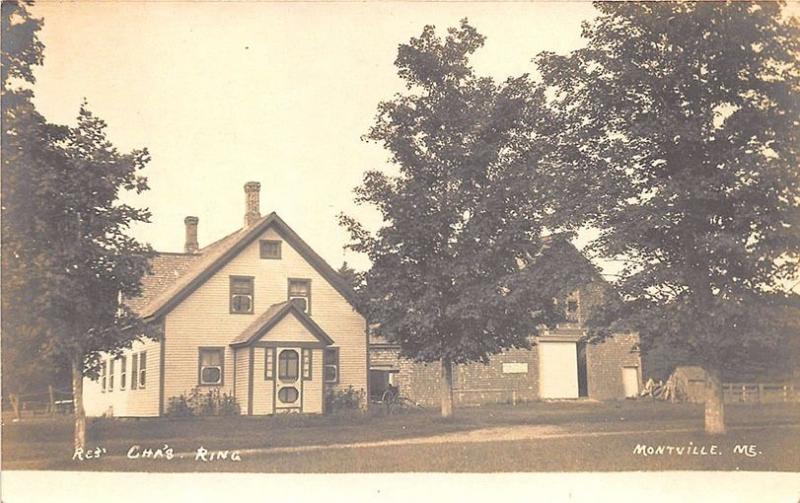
[28,1,598,272]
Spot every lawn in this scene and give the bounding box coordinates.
[3,400,798,471]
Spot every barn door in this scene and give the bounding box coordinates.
[622,366,640,398]
[539,341,579,399]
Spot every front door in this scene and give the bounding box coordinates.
[275,347,302,412]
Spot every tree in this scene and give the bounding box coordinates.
[537,2,800,433]
[340,20,591,417]
[2,2,154,448]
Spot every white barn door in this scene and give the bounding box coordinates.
[622,366,640,398]
[539,341,579,399]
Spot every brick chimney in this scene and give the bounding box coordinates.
[244,181,261,227]
[184,216,199,253]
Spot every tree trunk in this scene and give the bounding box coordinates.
[440,358,454,418]
[71,354,87,450]
[704,366,726,435]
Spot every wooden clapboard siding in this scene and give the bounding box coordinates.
[82,338,161,417]
[162,224,366,412]
[234,347,250,414]
[260,314,321,343]
[302,348,324,414]
[251,347,273,414]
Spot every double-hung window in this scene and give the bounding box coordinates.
[132,354,139,389]
[259,240,282,259]
[130,352,146,390]
[138,352,147,388]
[109,359,115,391]
[230,276,254,314]
[199,348,224,385]
[288,279,311,314]
[120,356,127,390]
[324,347,339,384]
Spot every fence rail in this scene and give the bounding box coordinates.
[722,382,796,403]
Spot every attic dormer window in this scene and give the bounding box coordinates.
[230,276,254,314]
[260,240,282,259]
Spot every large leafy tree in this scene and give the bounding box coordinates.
[2,1,153,448]
[341,20,591,417]
[538,2,800,433]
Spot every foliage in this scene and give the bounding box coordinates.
[339,20,593,372]
[325,386,366,413]
[537,2,800,431]
[166,388,241,418]
[2,1,154,447]
[537,1,800,371]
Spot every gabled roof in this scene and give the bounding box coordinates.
[229,301,334,348]
[132,212,358,320]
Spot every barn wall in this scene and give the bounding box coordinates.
[586,332,641,400]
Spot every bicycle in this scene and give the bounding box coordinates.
[380,387,423,414]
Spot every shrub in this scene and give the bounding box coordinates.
[166,394,194,417]
[325,386,365,413]
[165,387,240,417]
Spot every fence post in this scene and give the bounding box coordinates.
[512,390,517,406]
[48,385,55,415]
[757,384,764,404]
[10,394,21,421]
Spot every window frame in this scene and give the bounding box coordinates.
[101,360,107,393]
[109,358,115,392]
[229,275,255,314]
[302,348,313,380]
[324,347,339,384]
[132,353,139,390]
[138,351,147,388]
[278,349,300,382]
[120,356,127,390]
[198,347,225,386]
[565,290,580,323]
[259,239,282,260]
[264,347,275,380]
[287,278,312,314]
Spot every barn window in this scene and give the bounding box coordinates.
[230,276,254,314]
[324,347,339,384]
[199,348,224,385]
[565,291,580,323]
[278,349,299,381]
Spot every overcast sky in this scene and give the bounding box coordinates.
[29,2,599,271]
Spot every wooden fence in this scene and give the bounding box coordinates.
[722,382,797,404]
[6,386,73,420]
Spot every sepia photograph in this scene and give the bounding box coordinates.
[2,1,799,501]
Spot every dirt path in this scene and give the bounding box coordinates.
[222,422,800,458]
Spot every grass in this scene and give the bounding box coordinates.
[3,400,798,471]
